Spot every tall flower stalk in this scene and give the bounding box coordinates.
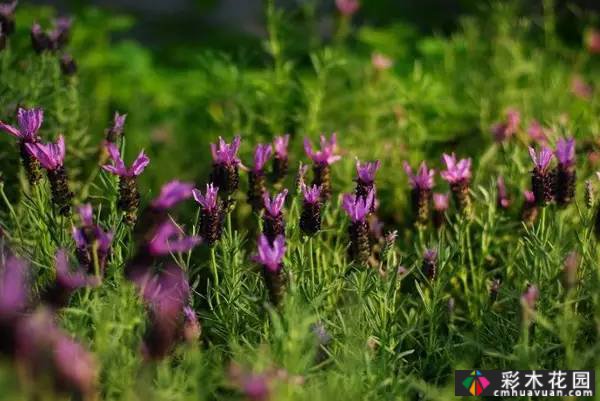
[102,142,150,225]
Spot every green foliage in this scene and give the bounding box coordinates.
[0,1,599,400]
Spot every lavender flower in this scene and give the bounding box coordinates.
[193,184,223,246]
[554,137,576,206]
[355,159,380,203]
[44,249,100,308]
[491,108,520,143]
[441,153,472,214]
[135,265,190,359]
[248,144,272,212]
[0,107,44,184]
[527,120,548,145]
[262,189,288,243]
[102,142,149,224]
[59,53,77,76]
[371,52,393,71]
[304,134,340,200]
[404,161,434,225]
[148,220,202,256]
[105,112,127,143]
[210,136,241,201]
[336,0,360,16]
[300,184,322,236]
[0,253,28,356]
[432,192,449,228]
[30,17,72,53]
[422,249,438,281]
[0,0,17,35]
[496,176,510,209]
[571,75,592,100]
[27,135,73,215]
[52,335,98,397]
[521,190,538,225]
[253,234,286,305]
[72,204,113,275]
[342,189,375,265]
[271,134,290,182]
[529,146,554,206]
[182,306,201,343]
[521,284,539,325]
[152,180,194,211]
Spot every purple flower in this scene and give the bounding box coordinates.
[0,0,17,35]
[491,108,520,142]
[151,180,194,210]
[304,134,341,165]
[0,254,28,319]
[342,189,375,222]
[211,136,241,166]
[71,204,113,272]
[26,135,66,170]
[527,120,548,145]
[263,189,288,217]
[440,153,471,184]
[336,0,360,16]
[52,335,98,396]
[524,190,536,204]
[571,75,592,100]
[102,142,149,177]
[77,204,93,226]
[528,146,553,173]
[273,135,290,159]
[0,107,44,142]
[243,375,270,401]
[253,234,285,272]
[403,161,434,189]
[193,183,219,212]
[497,176,510,209]
[54,249,100,291]
[182,306,201,343]
[106,112,127,142]
[356,159,381,184]
[433,193,449,211]
[252,144,272,172]
[423,249,437,263]
[148,220,202,256]
[555,137,575,168]
[302,184,321,204]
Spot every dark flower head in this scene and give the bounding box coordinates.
[253,234,285,272]
[55,249,100,291]
[528,146,553,173]
[52,335,98,396]
[102,142,149,177]
[263,189,288,217]
[304,133,341,165]
[555,137,575,168]
[440,153,471,184]
[193,183,219,212]
[0,0,17,35]
[356,159,380,184]
[273,134,289,159]
[433,192,449,211]
[50,17,71,45]
[151,180,194,210]
[252,144,272,172]
[403,161,434,189]
[26,135,65,170]
[0,254,28,319]
[211,136,241,166]
[336,0,360,16]
[148,220,201,256]
[423,249,437,263]
[302,184,321,204]
[0,107,44,142]
[524,190,536,204]
[71,205,113,258]
[342,188,374,222]
[59,53,77,76]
